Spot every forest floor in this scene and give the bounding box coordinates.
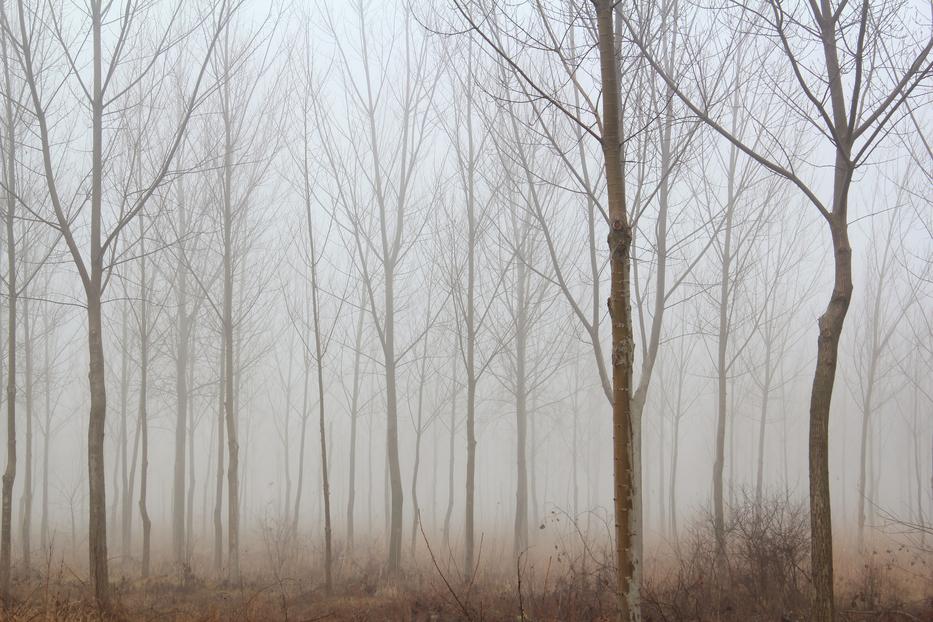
[3,518,931,621]
[3,546,930,621]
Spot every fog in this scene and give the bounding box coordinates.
[0,0,929,619]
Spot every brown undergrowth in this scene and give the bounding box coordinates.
[2,503,930,621]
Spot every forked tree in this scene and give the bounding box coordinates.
[6,0,234,605]
[623,1,933,618]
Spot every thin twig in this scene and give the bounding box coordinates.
[420,521,473,621]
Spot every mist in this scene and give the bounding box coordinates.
[0,1,929,620]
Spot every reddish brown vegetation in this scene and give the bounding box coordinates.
[3,501,930,621]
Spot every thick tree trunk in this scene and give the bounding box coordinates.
[808,212,852,622]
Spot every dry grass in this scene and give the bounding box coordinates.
[3,505,930,621]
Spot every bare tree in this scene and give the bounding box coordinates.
[623,2,932,617]
[318,0,441,572]
[7,0,233,604]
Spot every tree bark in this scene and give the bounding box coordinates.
[86,3,110,603]
[596,3,638,619]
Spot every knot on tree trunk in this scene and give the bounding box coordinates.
[612,341,629,367]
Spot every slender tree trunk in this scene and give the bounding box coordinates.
[186,365,196,561]
[529,396,539,531]
[220,70,239,581]
[462,82,479,580]
[18,295,33,571]
[120,302,132,557]
[384,270,403,572]
[137,219,151,578]
[597,3,638,619]
[857,287,884,549]
[410,403,423,558]
[173,181,189,565]
[444,353,457,548]
[755,330,774,505]
[911,379,926,541]
[282,350,293,519]
[86,4,111,604]
[657,405,664,538]
[513,270,528,558]
[40,326,50,555]
[292,357,309,537]
[669,415,680,540]
[0,9,17,595]
[713,121,738,565]
[346,295,364,551]
[410,325,429,557]
[305,202,333,593]
[213,343,224,573]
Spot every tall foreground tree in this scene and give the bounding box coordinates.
[0,1,18,596]
[594,4,637,618]
[451,0,643,615]
[8,0,232,605]
[624,2,933,618]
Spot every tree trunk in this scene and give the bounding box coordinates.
[444,353,457,548]
[220,71,239,580]
[513,265,528,558]
[120,302,132,558]
[40,325,50,555]
[596,3,638,619]
[713,114,739,566]
[292,358,309,537]
[346,295,364,551]
[384,271,403,572]
[137,219,151,578]
[173,181,189,565]
[410,325,429,557]
[755,329,774,505]
[213,343,224,573]
[0,102,15,605]
[807,202,853,622]
[87,3,110,602]
[0,10,17,594]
